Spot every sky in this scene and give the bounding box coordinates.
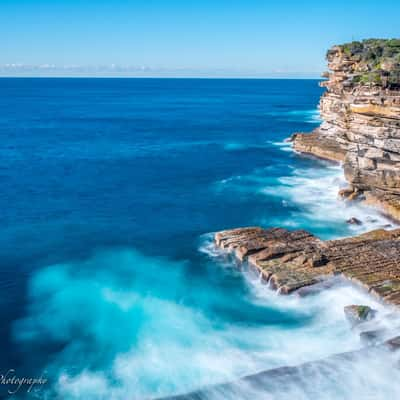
[1,0,400,77]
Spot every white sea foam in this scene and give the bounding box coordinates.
[270,140,293,152]
[264,109,321,124]
[223,142,273,152]
[13,244,400,399]
[196,234,400,400]
[194,135,400,398]
[198,232,225,259]
[260,164,397,236]
[216,158,396,238]
[286,109,322,124]
[180,348,400,400]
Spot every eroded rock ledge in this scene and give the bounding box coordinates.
[291,39,400,218]
[215,226,400,305]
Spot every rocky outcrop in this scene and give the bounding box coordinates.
[214,226,400,305]
[291,131,346,162]
[344,305,377,327]
[292,39,400,218]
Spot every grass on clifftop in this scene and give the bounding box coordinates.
[334,39,400,87]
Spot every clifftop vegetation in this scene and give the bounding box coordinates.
[330,39,400,88]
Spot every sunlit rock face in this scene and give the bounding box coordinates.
[293,39,400,217]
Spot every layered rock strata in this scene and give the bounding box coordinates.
[292,39,400,218]
[215,226,400,305]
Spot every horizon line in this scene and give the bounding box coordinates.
[0,75,323,79]
[0,65,323,79]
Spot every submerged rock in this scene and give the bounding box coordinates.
[359,328,394,345]
[339,187,355,199]
[384,336,400,351]
[344,305,377,327]
[295,278,340,297]
[346,217,363,225]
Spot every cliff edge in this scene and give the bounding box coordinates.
[292,39,400,218]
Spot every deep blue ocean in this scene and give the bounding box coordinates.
[0,78,397,399]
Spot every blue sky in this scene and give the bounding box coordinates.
[1,0,400,77]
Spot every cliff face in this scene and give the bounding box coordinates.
[293,39,400,217]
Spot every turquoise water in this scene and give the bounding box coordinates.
[0,78,397,399]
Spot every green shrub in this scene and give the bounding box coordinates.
[334,39,400,87]
[387,39,400,48]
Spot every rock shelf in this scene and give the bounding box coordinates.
[214,226,400,305]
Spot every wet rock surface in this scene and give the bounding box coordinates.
[346,217,363,225]
[344,305,377,326]
[214,226,400,305]
[360,328,388,345]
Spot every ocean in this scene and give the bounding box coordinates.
[0,78,398,399]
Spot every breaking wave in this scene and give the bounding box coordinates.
[264,109,321,124]
[12,244,397,399]
[216,154,396,239]
[259,164,396,237]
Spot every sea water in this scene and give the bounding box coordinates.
[0,78,398,399]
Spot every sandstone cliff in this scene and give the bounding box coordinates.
[292,39,400,218]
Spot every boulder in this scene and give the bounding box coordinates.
[359,329,387,345]
[384,336,400,352]
[346,217,362,225]
[338,187,354,198]
[344,305,377,327]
